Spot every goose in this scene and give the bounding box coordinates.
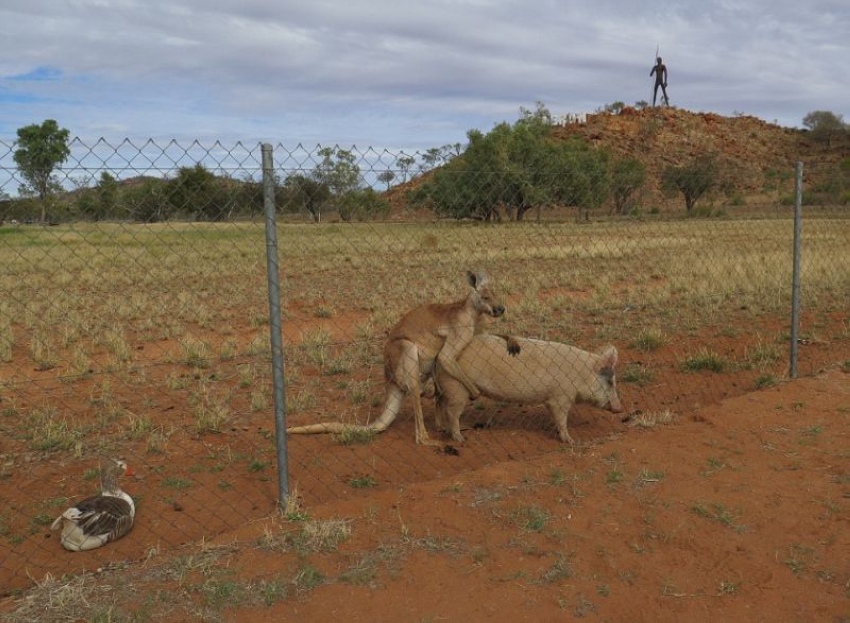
[51,458,135,551]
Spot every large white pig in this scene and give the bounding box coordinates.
[435,334,623,443]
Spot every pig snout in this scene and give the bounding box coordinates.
[607,392,623,413]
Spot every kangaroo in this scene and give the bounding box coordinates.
[435,334,622,444]
[287,270,516,445]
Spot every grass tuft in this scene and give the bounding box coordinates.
[681,348,728,373]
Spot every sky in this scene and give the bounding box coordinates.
[1,0,848,154]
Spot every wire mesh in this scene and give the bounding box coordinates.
[0,138,848,596]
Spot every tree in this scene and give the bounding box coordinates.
[310,147,363,221]
[337,188,391,222]
[280,175,330,222]
[600,101,626,114]
[661,154,719,213]
[123,178,170,223]
[231,172,265,217]
[396,154,416,183]
[420,147,443,172]
[377,170,396,190]
[609,157,646,214]
[412,103,611,222]
[802,110,846,148]
[551,138,610,221]
[13,119,71,223]
[312,147,361,197]
[168,163,232,221]
[97,172,121,219]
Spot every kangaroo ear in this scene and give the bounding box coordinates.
[467,269,489,288]
[598,345,618,369]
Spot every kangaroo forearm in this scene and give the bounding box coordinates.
[437,354,479,394]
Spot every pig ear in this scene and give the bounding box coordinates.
[598,345,618,369]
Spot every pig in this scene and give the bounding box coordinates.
[434,334,623,443]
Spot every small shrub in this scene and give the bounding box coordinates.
[631,328,666,351]
[512,505,550,532]
[348,475,377,489]
[755,374,778,389]
[681,349,727,373]
[620,362,654,386]
[333,428,376,445]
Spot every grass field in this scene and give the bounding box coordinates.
[1,214,849,615]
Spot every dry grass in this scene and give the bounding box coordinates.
[1,215,849,615]
[627,409,676,429]
[3,219,846,393]
[1,216,847,449]
[2,217,846,464]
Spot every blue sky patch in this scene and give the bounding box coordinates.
[8,66,63,82]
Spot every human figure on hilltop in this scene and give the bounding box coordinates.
[650,57,669,106]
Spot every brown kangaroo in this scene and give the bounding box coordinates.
[286,270,516,445]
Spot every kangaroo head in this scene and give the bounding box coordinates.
[466,269,506,317]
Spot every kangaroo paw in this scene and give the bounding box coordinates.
[505,336,522,356]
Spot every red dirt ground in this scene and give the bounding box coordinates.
[224,367,850,622]
[1,301,848,620]
[2,361,847,621]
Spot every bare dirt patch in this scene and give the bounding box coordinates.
[2,360,847,621]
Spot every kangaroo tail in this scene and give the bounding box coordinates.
[286,422,385,435]
[287,384,404,436]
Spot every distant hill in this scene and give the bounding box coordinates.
[551,106,849,207]
[388,107,849,217]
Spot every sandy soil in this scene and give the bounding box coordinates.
[2,359,847,621]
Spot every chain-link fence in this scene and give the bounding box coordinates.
[1,137,848,595]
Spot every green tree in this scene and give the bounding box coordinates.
[168,163,231,221]
[123,178,170,222]
[311,147,362,221]
[609,157,646,214]
[552,138,610,221]
[313,148,361,196]
[420,147,442,172]
[601,101,626,114]
[0,191,9,223]
[415,124,513,221]
[280,175,330,222]
[377,170,396,190]
[763,168,793,204]
[231,173,265,218]
[338,188,391,222]
[802,110,846,148]
[95,172,120,220]
[412,103,610,221]
[661,154,719,213]
[13,119,71,223]
[396,154,416,183]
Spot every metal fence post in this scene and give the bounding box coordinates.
[262,142,289,506]
[789,161,803,379]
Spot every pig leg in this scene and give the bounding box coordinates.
[546,396,575,444]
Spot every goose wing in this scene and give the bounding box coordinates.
[63,493,134,540]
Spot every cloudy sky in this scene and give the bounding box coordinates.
[1,0,848,152]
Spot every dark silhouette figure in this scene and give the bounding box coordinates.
[650,57,669,106]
